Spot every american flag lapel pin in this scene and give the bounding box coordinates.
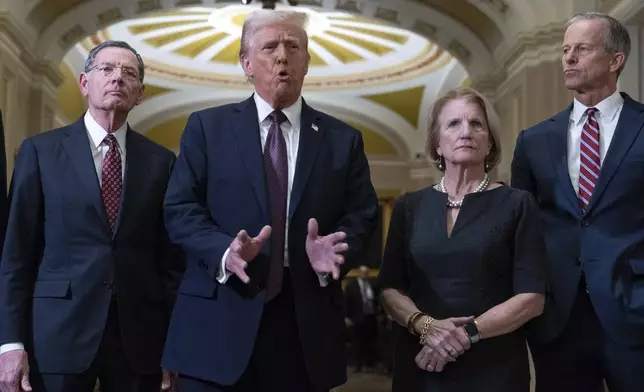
[311,123,319,132]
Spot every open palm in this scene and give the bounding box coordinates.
[305,218,349,280]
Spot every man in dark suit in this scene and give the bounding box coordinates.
[0,41,183,392]
[0,111,7,251]
[511,12,644,392]
[162,9,378,392]
[344,265,379,373]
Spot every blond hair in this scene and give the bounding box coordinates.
[239,10,309,59]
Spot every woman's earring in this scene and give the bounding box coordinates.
[485,162,490,172]
[438,155,445,171]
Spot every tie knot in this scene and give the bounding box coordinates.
[269,110,287,125]
[586,107,598,118]
[103,134,118,149]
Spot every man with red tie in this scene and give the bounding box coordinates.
[0,41,182,392]
[512,12,644,392]
[161,9,378,392]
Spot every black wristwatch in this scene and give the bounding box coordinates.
[463,321,481,343]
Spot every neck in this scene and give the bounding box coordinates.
[256,90,298,110]
[574,85,617,107]
[442,165,487,199]
[88,107,127,133]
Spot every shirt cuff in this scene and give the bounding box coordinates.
[317,272,330,287]
[0,343,24,355]
[217,248,231,284]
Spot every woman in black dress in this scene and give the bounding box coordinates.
[379,87,546,392]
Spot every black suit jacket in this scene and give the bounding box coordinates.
[512,93,644,346]
[161,96,379,390]
[0,118,184,374]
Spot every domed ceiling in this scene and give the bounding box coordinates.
[60,4,469,160]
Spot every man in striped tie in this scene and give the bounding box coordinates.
[512,12,644,392]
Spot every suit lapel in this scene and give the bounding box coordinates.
[232,97,269,221]
[113,129,148,237]
[587,95,644,212]
[547,105,582,216]
[62,119,111,230]
[289,101,324,219]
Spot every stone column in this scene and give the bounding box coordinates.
[619,25,643,101]
[472,23,574,179]
[0,14,61,179]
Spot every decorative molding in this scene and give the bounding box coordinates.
[137,0,163,13]
[479,0,509,15]
[495,22,566,75]
[374,7,399,24]
[336,0,363,13]
[447,39,471,65]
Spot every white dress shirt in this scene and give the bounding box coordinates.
[217,94,327,287]
[0,111,128,355]
[568,90,624,193]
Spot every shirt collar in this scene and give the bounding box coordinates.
[84,111,128,150]
[253,93,302,130]
[571,90,623,125]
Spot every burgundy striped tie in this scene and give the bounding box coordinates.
[578,108,600,211]
[264,110,288,301]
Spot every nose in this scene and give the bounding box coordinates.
[275,44,288,63]
[110,66,125,83]
[563,50,577,64]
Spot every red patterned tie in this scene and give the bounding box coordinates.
[578,108,600,211]
[264,110,288,301]
[101,134,122,230]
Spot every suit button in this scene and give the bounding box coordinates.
[581,220,589,227]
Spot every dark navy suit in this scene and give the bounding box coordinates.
[162,96,378,391]
[512,93,644,392]
[0,118,183,391]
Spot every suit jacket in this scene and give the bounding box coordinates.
[0,118,184,374]
[162,96,379,389]
[344,278,378,324]
[0,111,7,251]
[511,93,644,347]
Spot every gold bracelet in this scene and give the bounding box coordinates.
[474,319,483,339]
[406,311,424,335]
[419,316,435,344]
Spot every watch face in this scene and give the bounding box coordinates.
[464,322,479,337]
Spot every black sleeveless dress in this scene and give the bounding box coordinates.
[378,185,546,392]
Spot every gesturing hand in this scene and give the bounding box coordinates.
[225,226,272,283]
[305,218,348,280]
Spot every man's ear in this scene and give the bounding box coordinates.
[241,55,253,78]
[79,73,89,97]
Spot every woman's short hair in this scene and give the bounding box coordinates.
[426,87,502,172]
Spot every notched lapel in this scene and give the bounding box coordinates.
[588,96,644,211]
[289,102,324,219]
[231,98,269,221]
[113,129,149,237]
[547,108,581,215]
[62,121,111,230]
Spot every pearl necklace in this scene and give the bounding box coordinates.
[435,174,490,208]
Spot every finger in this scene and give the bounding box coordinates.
[450,316,475,326]
[331,242,349,253]
[435,345,455,362]
[307,218,318,240]
[333,255,344,265]
[237,230,250,245]
[325,231,347,244]
[233,262,250,283]
[455,328,472,349]
[416,348,431,369]
[21,372,32,392]
[446,336,466,355]
[431,357,445,373]
[331,264,340,280]
[254,225,272,243]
